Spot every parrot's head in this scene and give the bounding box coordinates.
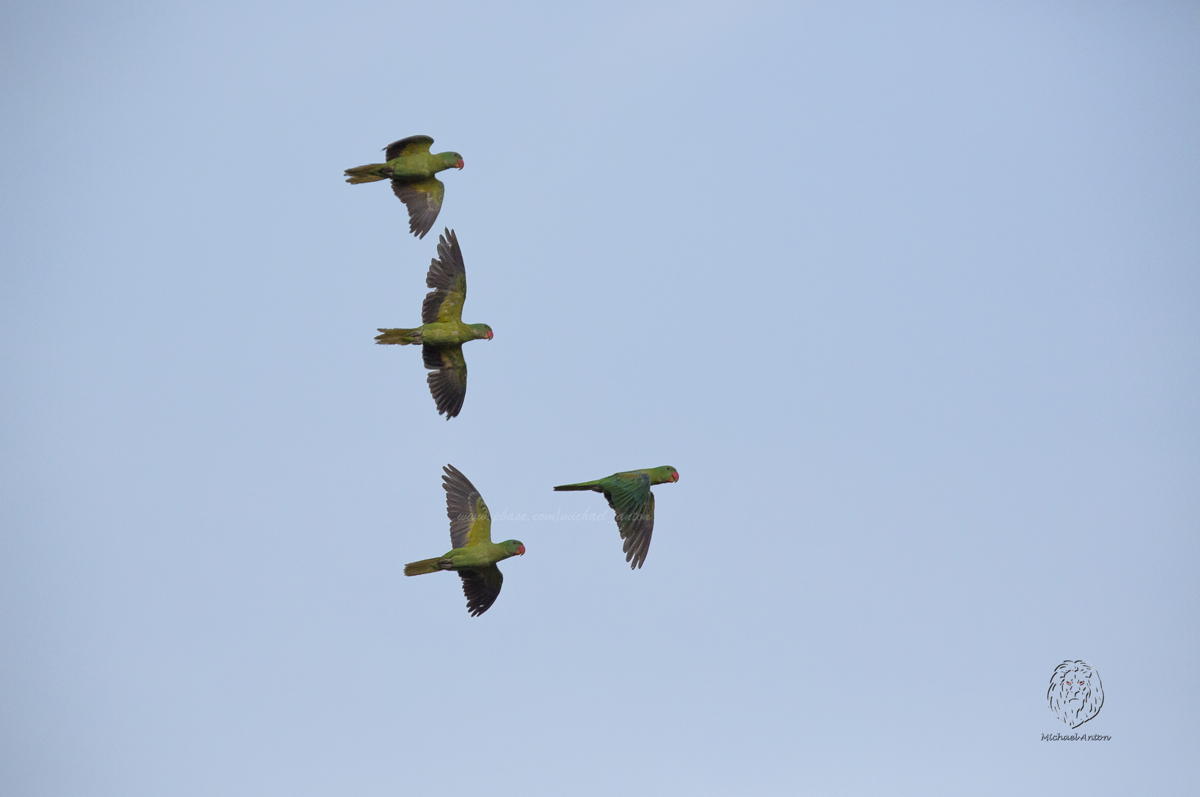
[652,466,679,485]
[503,540,526,557]
[451,152,465,169]
[472,323,494,341]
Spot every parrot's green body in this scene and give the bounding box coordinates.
[405,465,525,617]
[344,135,463,239]
[554,466,679,569]
[405,541,522,572]
[380,321,492,347]
[375,229,492,419]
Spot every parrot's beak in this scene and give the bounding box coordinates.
[456,158,465,169]
[517,544,526,556]
[486,330,493,340]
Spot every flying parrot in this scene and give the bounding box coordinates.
[375,229,492,419]
[404,465,526,617]
[553,466,679,569]
[344,135,464,239]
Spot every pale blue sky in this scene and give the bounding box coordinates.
[2,1,1198,795]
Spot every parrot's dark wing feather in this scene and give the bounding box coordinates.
[392,177,445,239]
[423,345,468,419]
[421,229,467,324]
[384,135,434,161]
[602,473,655,569]
[443,464,492,548]
[458,565,503,617]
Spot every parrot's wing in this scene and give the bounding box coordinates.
[421,229,467,324]
[423,345,468,419]
[384,135,434,161]
[443,464,492,548]
[392,177,445,239]
[458,565,503,617]
[603,473,655,569]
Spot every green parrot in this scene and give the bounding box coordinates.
[405,464,526,617]
[553,466,679,569]
[344,135,464,239]
[375,228,492,419]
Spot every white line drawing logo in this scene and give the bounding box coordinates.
[1047,660,1104,729]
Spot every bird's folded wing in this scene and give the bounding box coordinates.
[458,565,503,617]
[422,229,467,324]
[603,474,655,569]
[423,345,468,419]
[384,135,434,161]
[443,464,492,548]
[392,177,445,239]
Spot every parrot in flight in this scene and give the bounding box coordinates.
[375,229,492,419]
[344,135,464,239]
[404,465,526,617]
[553,466,679,569]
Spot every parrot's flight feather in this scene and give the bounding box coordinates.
[384,135,434,161]
[459,565,504,617]
[424,345,468,419]
[443,464,493,548]
[602,474,655,570]
[421,229,467,324]
[392,177,445,239]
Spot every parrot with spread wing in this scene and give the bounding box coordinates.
[553,466,679,569]
[344,135,464,239]
[404,465,525,617]
[375,228,492,419]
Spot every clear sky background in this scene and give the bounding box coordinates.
[2,1,1198,795]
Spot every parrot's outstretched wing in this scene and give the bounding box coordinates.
[384,135,434,161]
[392,177,445,239]
[458,564,503,617]
[602,473,655,569]
[423,345,467,419]
[443,464,492,548]
[422,229,467,324]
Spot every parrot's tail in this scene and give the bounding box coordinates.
[375,327,422,345]
[553,482,601,492]
[344,164,389,184]
[404,557,449,576]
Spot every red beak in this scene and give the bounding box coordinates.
[456,158,465,169]
[486,331,493,340]
[517,545,526,555]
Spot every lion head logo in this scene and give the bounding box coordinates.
[1047,660,1104,728]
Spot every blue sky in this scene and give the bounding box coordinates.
[3,1,1198,794]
